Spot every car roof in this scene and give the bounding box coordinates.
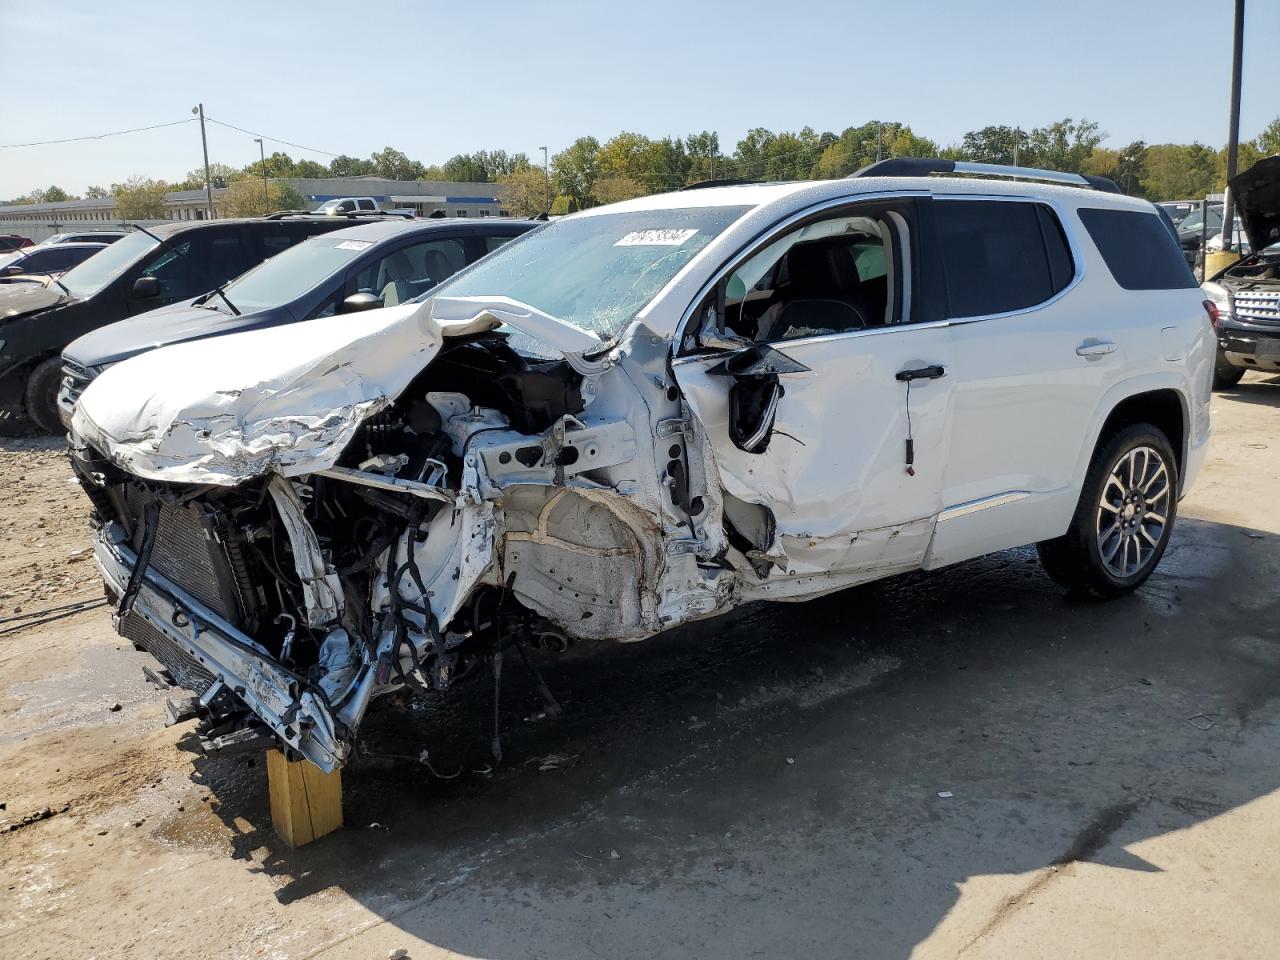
[572,175,1158,219]
[319,217,534,243]
[136,216,377,239]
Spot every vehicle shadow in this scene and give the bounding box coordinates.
[189,515,1280,959]
[1218,372,1280,406]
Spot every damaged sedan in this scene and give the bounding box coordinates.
[69,161,1212,771]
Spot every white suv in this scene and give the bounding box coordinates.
[69,160,1213,770]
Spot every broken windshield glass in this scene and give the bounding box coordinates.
[431,205,752,341]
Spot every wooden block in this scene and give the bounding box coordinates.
[266,748,343,848]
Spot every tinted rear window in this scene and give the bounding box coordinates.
[1078,208,1198,290]
[935,200,1075,318]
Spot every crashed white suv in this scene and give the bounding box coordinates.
[69,160,1213,770]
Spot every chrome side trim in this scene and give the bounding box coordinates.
[937,491,1030,523]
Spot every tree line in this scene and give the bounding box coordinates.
[7,114,1278,219]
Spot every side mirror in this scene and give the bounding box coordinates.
[3,264,22,276]
[131,276,160,299]
[707,344,810,454]
[341,292,382,313]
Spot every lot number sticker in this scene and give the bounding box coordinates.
[336,240,373,251]
[615,229,699,247]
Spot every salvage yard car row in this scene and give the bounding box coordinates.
[57,158,1221,771]
[0,212,535,433]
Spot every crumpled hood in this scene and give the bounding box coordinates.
[0,280,66,319]
[72,299,495,485]
[1231,155,1280,253]
[64,298,280,368]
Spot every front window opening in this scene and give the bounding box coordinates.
[720,215,896,343]
[432,205,752,343]
[58,230,160,299]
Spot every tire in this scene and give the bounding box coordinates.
[1212,351,1244,390]
[1036,423,1179,598]
[23,356,66,435]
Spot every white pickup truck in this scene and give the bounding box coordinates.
[313,197,415,216]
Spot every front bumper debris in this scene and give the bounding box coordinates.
[94,522,348,771]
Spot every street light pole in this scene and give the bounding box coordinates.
[192,103,214,219]
[1221,0,1245,253]
[254,138,268,211]
[540,145,549,210]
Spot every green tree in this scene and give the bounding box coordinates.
[1255,116,1280,156]
[497,166,552,216]
[441,154,487,182]
[181,162,239,190]
[42,186,71,203]
[597,132,656,183]
[1142,143,1217,199]
[84,185,110,199]
[370,147,425,181]
[551,136,601,208]
[113,176,169,219]
[1025,118,1103,173]
[217,178,301,217]
[590,175,645,206]
[684,131,720,184]
[960,125,1021,165]
[292,159,329,179]
[329,154,374,177]
[278,183,306,210]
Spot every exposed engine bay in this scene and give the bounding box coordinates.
[70,319,761,770]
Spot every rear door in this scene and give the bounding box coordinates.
[923,196,1116,567]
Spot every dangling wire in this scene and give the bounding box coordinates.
[904,378,916,477]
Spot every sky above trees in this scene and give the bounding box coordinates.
[1,0,1276,199]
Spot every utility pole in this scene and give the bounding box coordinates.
[540,145,549,209]
[192,103,214,219]
[875,121,883,163]
[1013,128,1020,166]
[254,138,268,211]
[1221,0,1245,253]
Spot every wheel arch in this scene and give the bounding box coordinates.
[1083,379,1190,494]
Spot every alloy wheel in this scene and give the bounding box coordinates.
[1095,445,1171,579]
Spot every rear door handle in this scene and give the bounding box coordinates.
[1075,339,1117,359]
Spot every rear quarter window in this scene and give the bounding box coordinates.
[935,200,1076,318]
[1076,207,1198,290]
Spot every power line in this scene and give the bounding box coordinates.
[204,117,341,158]
[0,117,195,149]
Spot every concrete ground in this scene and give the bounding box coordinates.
[1,373,1278,960]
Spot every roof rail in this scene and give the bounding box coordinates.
[851,158,1121,193]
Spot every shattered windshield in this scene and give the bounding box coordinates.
[432,205,752,340]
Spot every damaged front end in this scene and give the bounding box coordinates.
[70,300,734,770]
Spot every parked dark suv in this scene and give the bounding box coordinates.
[58,216,539,426]
[0,215,365,434]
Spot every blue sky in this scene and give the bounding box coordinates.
[0,0,1274,197]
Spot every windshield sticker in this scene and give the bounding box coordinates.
[614,228,699,247]
[335,240,373,251]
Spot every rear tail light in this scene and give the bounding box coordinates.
[1203,299,1220,330]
